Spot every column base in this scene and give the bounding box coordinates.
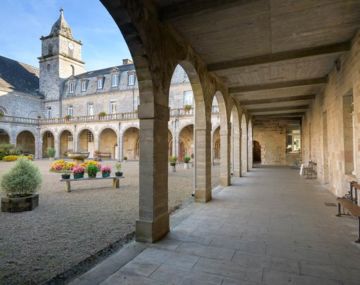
[195,189,212,203]
[220,176,230,187]
[136,213,169,243]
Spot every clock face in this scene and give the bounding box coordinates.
[68,43,74,50]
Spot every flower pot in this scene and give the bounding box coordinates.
[184,163,190,169]
[88,173,97,178]
[61,173,70,179]
[73,173,84,179]
[102,172,110,178]
[1,194,39,212]
[170,164,176,172]
[115,171,123,177]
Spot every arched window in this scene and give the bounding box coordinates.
[48,44,53,55]
[71,65,75,76]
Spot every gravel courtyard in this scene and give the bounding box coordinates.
[0,160,220,285]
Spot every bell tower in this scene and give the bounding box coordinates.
[39,9,85,101]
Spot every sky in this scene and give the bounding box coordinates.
[0,0,131,71]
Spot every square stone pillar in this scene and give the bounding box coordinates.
[194,120,212,202]
[136,103,170,243]
[233,126,241,177]
[220,123,231,186]
[55,137,60,159]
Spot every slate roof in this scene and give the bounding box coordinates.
[72,63,135,80]
[0,55,39,95]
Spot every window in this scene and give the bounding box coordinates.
[110,101,117,114]
[71,65,75,76]
[69,82,75,94]
[87,103,94,116]
[47,64,51,72]
[111,74,119,87]
[97,78,103,89]
[183,90,193,106]
[286,129,301,153]
[81,80,87,92]
[87,131,94,142]
[47,107,52,119]
[67,105,73,116]
[128,72,135,86]
[48,44,53,55]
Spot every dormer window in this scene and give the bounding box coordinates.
[97,77,104,90]
[111,74,119,87]
[81,80,87,92]
[69,82,75,94]
[128,72,135,86]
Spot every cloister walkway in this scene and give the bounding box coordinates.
[70,167,360,285]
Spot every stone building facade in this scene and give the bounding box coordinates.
[0,10,221,162]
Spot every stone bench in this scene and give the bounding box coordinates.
[60,176,124,192]
[94,151,112,161]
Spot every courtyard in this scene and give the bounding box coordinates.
[0,160,220,285]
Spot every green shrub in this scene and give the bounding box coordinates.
[169,156,177,165]
[87,164,99,177]
[46,147,56,158]
[1,158,42,197]
[184,156,191,163]
[0,144,20,160]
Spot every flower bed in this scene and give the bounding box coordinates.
[2,155,33,162]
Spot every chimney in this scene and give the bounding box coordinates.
[122,59,133,65]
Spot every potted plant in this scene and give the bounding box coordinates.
[61,169,71,180]
[46,147,56,160]
[72,165,85,179]
[64,114,72,121]
[115,162,123,177]
[169,156,177,172]
[98,112,107,118]
[123,156,128,162]
[184,104,192,113]
[184,155,191,169]
[87,164,99,178]
[101,166,111,178]
[1,158,42,212]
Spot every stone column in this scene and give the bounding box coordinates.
[55,136,60,159]
[220,123,231,186]
[248,122,253,170]
[136,103,170,243]
[172,119,177,157]
[241,125,248,176]
[194,119,212,202]
[233,124,241,177]
[35,127,41,159]
[118,123,122,161]
[211,128,214,165]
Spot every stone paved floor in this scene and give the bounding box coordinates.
[70,166,360,285]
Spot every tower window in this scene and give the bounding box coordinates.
[97,78,104,90]
[111,74,119,87]
[47,107,52,119]
[47,64,51,71]
[128,72,135,86]
[81,80,87,92]
[69,82,75,94]
[48,44,53,55]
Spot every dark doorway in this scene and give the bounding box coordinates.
[253,140,261,163]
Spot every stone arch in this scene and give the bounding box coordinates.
[178,124,194,162]
[16,130,35,155]
[213,91,230,186]
[253,140,261,164]
[42,130,55,158]
[241,113,248,175]
[59,129,73,157]
[99,128,118,159]
[123,127,140,160]
[78,128,95,156]
[248,119,253,170]
[0,128,10,144]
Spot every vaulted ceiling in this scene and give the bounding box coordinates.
[157,0,360,120]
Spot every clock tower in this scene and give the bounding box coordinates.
[39,9,85,102]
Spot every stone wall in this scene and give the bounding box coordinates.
[302,32,360,197]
